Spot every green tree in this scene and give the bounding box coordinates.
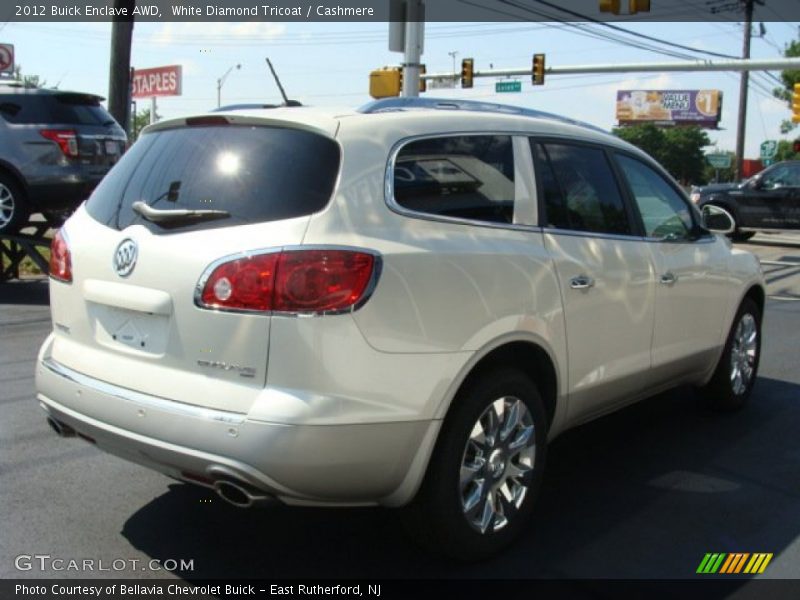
[661,126,711,185]
[774,139,800,162]
[10,65,46,88]
[131,107,159,142]
[612,123,665,160]
[772,38,800,134]
[613,123,712,185]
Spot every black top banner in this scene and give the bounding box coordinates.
[4,0,800,22]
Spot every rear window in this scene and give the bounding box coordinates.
[0,93,115,125]
[85,124,340,233]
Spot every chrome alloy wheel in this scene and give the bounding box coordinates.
[0,183,14,229]
[459,396,536,534]
[730,313,758,395]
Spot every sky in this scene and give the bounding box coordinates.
[1,18,798,158]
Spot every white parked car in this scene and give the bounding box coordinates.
[37,98,764,560]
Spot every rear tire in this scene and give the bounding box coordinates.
[403,368,547,561]
[0,174,30,235]
[700,298,761,411]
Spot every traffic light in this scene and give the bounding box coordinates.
[599,0,620,13]
[793,138,800,153]
[369,68,401,99]
[461,58,474,89]
[532,53,545,86]
[629,0,650,13]
[419,64,426,93]
[792,82,800,124]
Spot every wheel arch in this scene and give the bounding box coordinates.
[445,340,560,431]
[382,336,562,508]
[742,283,765,319]
[0,160,29,198]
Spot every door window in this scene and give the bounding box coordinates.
[615,154,694,241]
[760,164,800,190]
[533,142,631,235]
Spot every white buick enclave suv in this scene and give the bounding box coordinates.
[36,98,764,560]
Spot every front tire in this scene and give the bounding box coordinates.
[405,368,547,561]
[0,174,30,235]
[700,298,761,411]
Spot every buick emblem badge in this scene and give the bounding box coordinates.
[113,238,138,278]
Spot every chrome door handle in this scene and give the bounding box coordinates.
[660,272,677,285]
[569,275,594,290]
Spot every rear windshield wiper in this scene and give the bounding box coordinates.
[132,201,230,225]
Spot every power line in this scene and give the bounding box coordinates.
[525,0,740,59]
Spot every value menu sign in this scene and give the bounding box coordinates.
[132,65,182,99]
[616,89,721,128]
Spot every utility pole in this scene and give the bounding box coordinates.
[448,51,459,78]
[735,0,754,181]
[107,0,135,136]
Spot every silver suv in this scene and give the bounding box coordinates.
[0,83,126,233]
[37,98,764,560]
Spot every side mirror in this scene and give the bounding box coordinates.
[702,205,735,234]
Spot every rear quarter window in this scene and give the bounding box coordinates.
[85,124,341,233]
[392,135,515,225]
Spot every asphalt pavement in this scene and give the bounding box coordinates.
[1,235,799,583]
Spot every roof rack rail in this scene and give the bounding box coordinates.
[357,97,606,133]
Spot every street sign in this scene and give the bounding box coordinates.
[0,44,14,74]
[131,65,182,99]
[760,140,778,160]
[496,80,522,93]
[706,153,732,169]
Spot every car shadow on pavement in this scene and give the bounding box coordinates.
[0,279,49,306]
[121,377,800,580]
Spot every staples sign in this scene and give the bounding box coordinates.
[132,65,182,99]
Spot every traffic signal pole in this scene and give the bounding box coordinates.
[401,0,424,98]
[422,57,800,83]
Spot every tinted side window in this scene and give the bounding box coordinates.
[86,125,341,233]
[616,154,694,240]
[393,135,515,224]
[535,142,631,236]
[0,94,50,124]
[761,164,800,189]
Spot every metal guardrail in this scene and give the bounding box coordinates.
[0,223,51,282]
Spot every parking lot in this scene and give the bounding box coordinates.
[1,233,799,581]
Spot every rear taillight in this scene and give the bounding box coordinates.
[198,249,378,314]
[49,229,72,283]
[40,129,79,158]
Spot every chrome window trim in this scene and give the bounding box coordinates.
[42,357,247,424]
[541,226,647,243]
[385,131,546,233]
[193,244,383,318]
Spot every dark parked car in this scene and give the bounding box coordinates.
[690,160,800,241]
[0,82,127,234]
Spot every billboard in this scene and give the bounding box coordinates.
[616,89,721,128]
[132,65,182,99]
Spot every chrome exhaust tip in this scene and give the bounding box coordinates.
[213,479,271,508]
[47,417,76,438]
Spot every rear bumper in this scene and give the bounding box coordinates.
[27,179,102,210]
[36,353,439,507]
